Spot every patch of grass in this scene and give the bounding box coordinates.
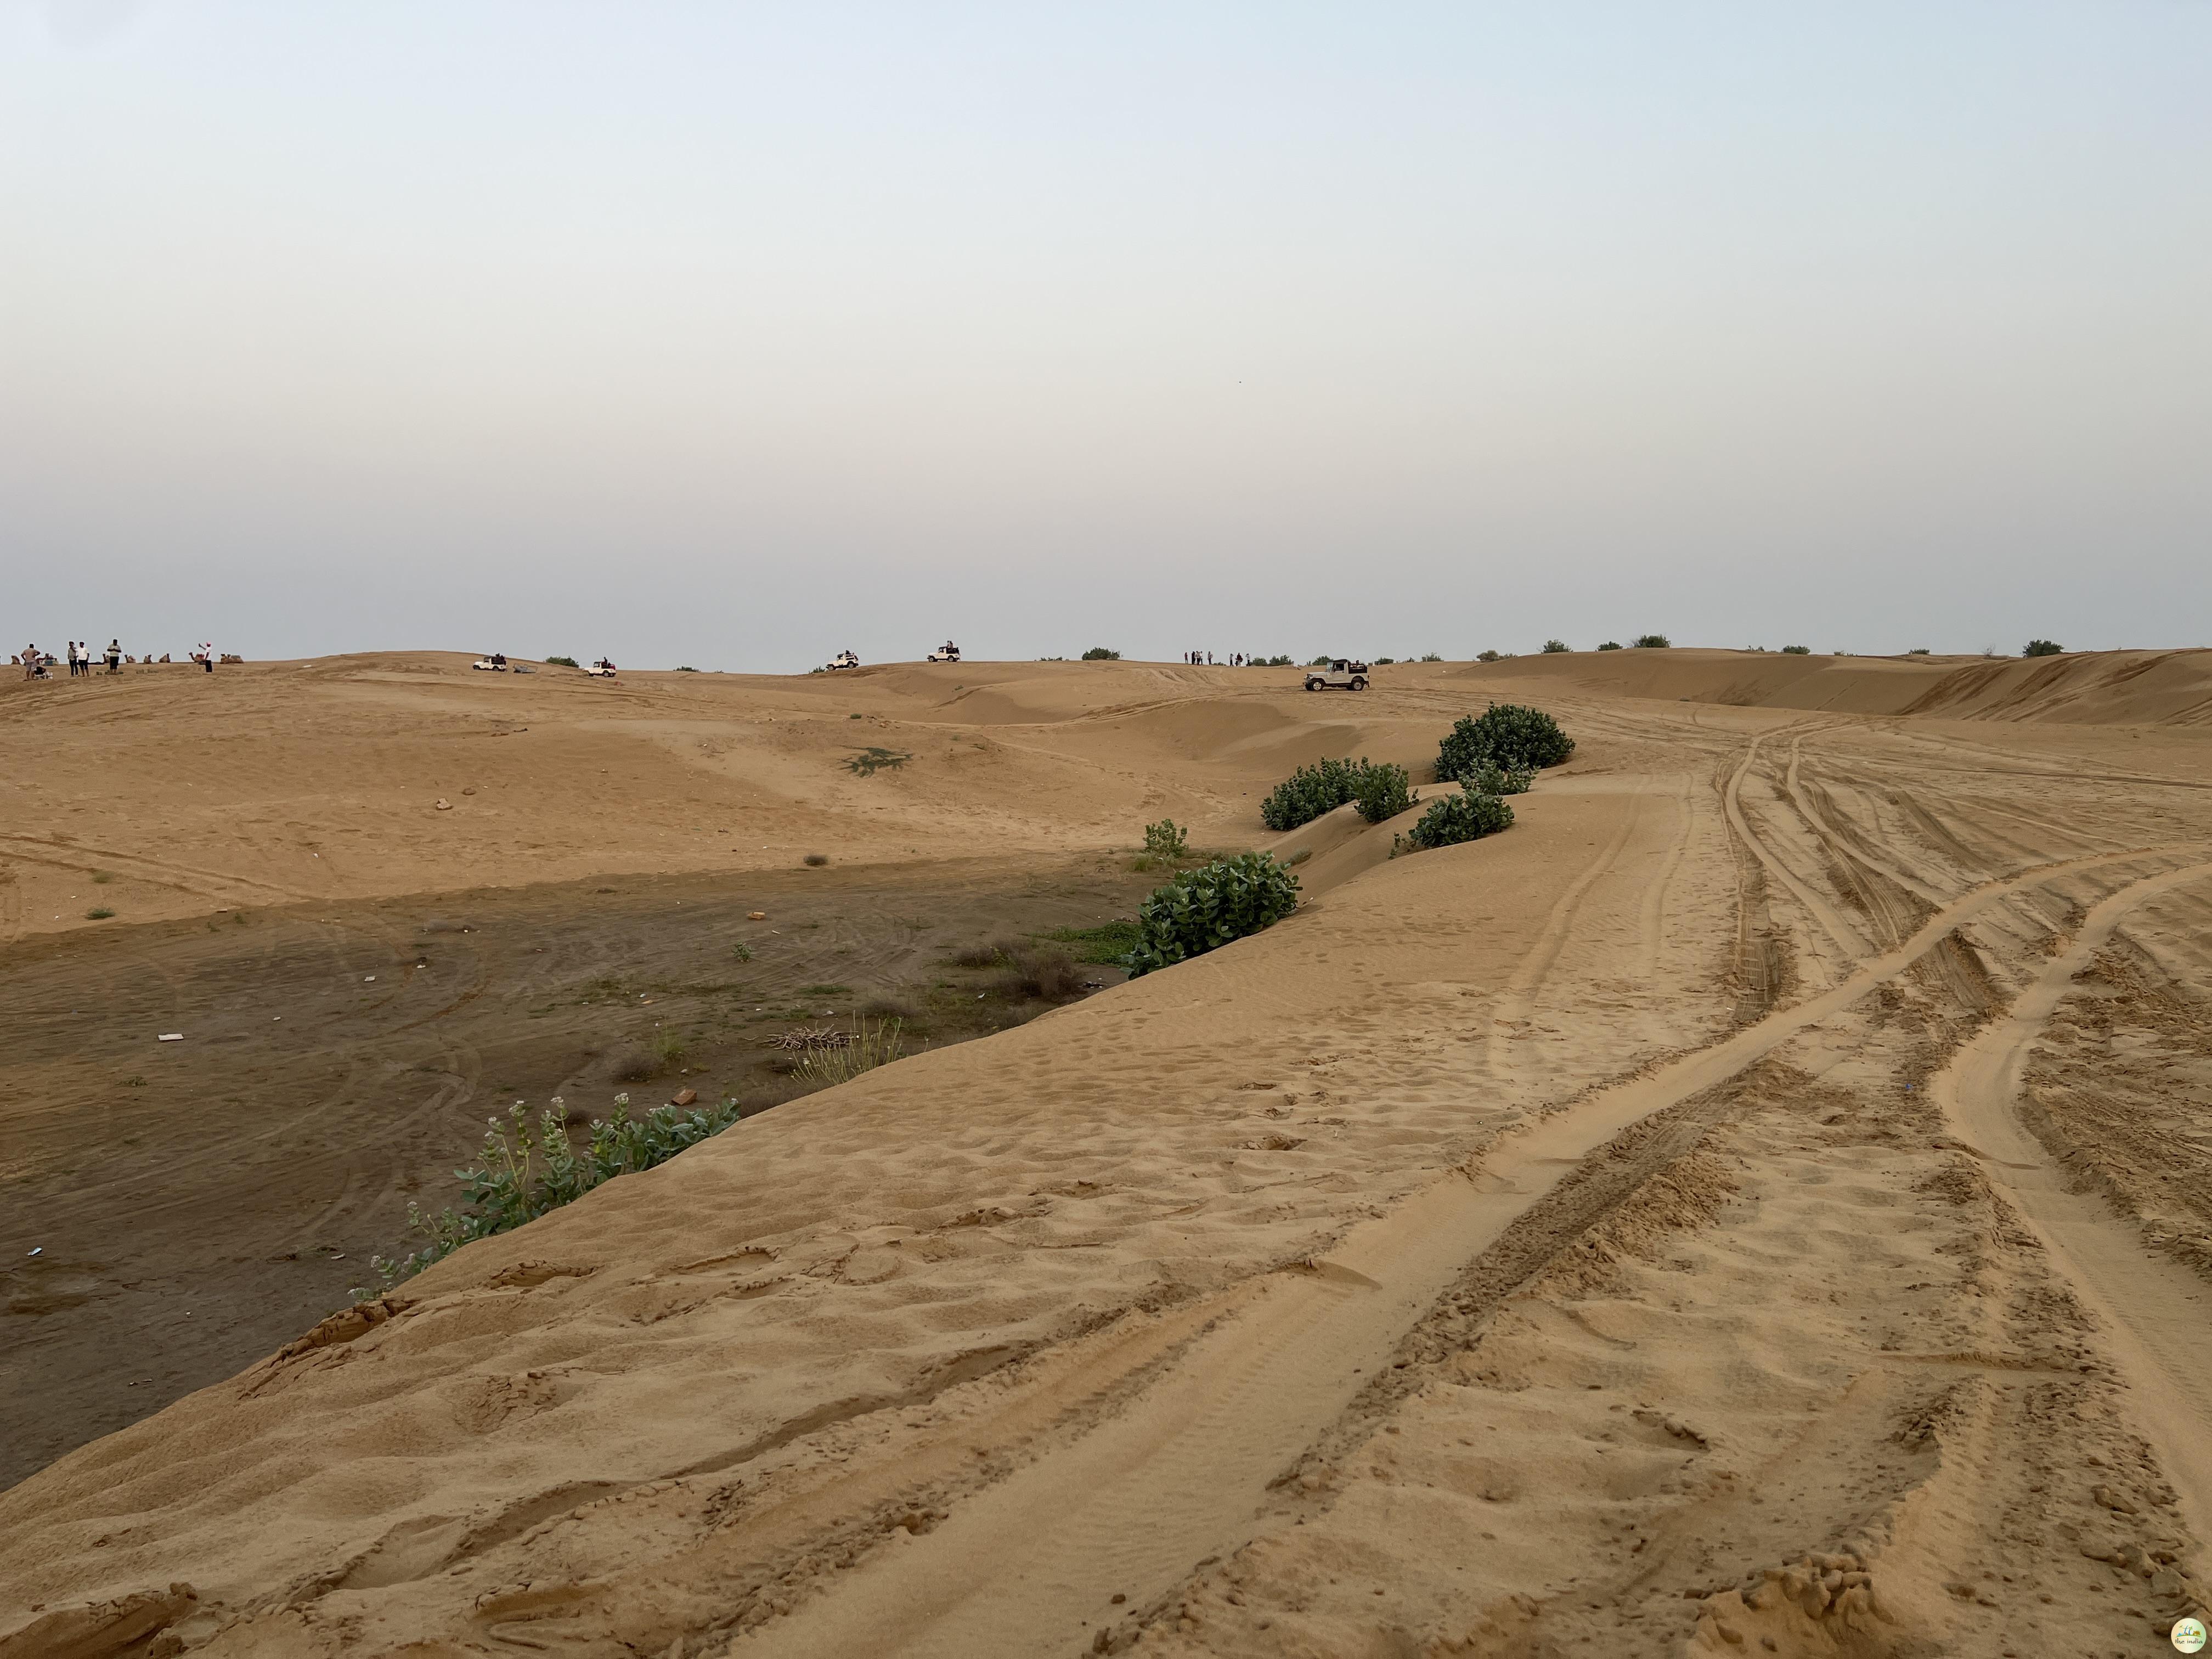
[803,852,830,867]
[844,746,911,776]
[798,983,851,997]
[91,871,114,884]
[123,1074,146,1087]
[949,943,1002,968]
[860,992,919,1020]
[650,1027,688,1070]
[85,906,115,920]
[795,1015,909,1087]
[611,1049,658,1084]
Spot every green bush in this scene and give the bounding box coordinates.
[1633,633,1671,648]
[2023,639,2064,657]
[1400,788,1515,852]
[1263,654,1294,666]
[1597,641,1622,651]
[545,654,579,668]
[1542,639,1569,653]
[1373,656,1396,665]
[1418,652,1443,662]
[1143,819,1189,860]
[1125,853,1300,977]
[1436,704,1574,782]
[1353,761,1415,823]
[1082,646,1121,660]
[365,1093,742,1291]
[1780,644,1812,655]
[1476,649,1502,663]
[1261,757,1410,832]
[1308,656,1333,667]
[1458,758,1534,795]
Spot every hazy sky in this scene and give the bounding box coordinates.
[4,3,2207,670]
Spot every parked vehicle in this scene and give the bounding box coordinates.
[827,650,861,671]
[1304,658,1370,692]
[583,658,619,678]
[471,653,509,672]
[927,641,961,663]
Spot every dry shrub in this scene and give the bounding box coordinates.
[950,943,1001,969]
[610,1050,658,1084]
[803,852,830,867]
[860,992,918,1020]
[1000,942,1084,1001]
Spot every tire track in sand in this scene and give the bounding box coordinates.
[1928,859,2212,1557]
[733,841,2202,1659]
[1722,729,1867,981]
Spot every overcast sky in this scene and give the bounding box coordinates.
[4,2,2207,670]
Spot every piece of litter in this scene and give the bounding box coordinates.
[364,975,376,982]
[157,1032,184,1042]
[27,1247,41,1257]
[128,1378,151,1386]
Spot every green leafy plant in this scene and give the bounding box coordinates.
[1352,761,1415,823]
[1266,757,1401,831]
[1398,787,1515,852]
[730,941,753,962]
[1125,853,1301,977]
[2023,639,2064,657]
[1632,634,1671,649]
[1476,649,1502,663]
[1458,758,1534,795]
[1597,641,1623,651]
[1780,644,1812,655]
[1143,819,1189,861]
[1418,653,1443,662]
[1542,640,1569,653]
[1435,704,1574,782]
[545,655,579,668]
[1081,647,1121,661]
[365,1092,743,1291]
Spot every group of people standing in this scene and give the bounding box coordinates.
[1183,652,1260,667]
[14,640,201,680]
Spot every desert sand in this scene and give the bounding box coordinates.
[5,647,2212,1657]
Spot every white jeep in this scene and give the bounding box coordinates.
[927,641,961,663]
[1304,658,1371,692]
[827,650,861,672]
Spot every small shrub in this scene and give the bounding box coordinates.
[123,1074,145,1087]
[649,1027,688,1070]
[1458,758,1534,795]
[1400,788,1515,851]
[545,654,579,668]
[1418,653,1443,663]
[1541,639,1569,653]
[1907,647,1931,656]
[1081,647,1121,661]
[1352,761,1415,823]
[730,941,753,962]
[799,983,851,997]
[1143,819,1189,861]
[1308,655,1333,667]
[797,1016,907,1087]
[1262,756,1419,832]
[1373,656,1396,665]
[676,665,698,673]
[1597,641,1623,651]
[611,1050,657,1084]
[950,943,1002,968]
[803,852,830,867]
[1436,704,1573,782]
[1780,644,1812,655]
[2023,639,2064,657]
[1259,653,1291,666]
[1125,853,1300,977]
[1476,648,1502,663]
[362,1092,742,1291]
[91,871,114,884]
[1632,634,1671,649]
[845,747,910,776]
[859,992,919,1020]
[85,907,115,920]
[1000,942,1084,1000]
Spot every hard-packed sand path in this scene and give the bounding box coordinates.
[7,649,2212,1658]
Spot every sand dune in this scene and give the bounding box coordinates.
[5,650,2212,1657]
